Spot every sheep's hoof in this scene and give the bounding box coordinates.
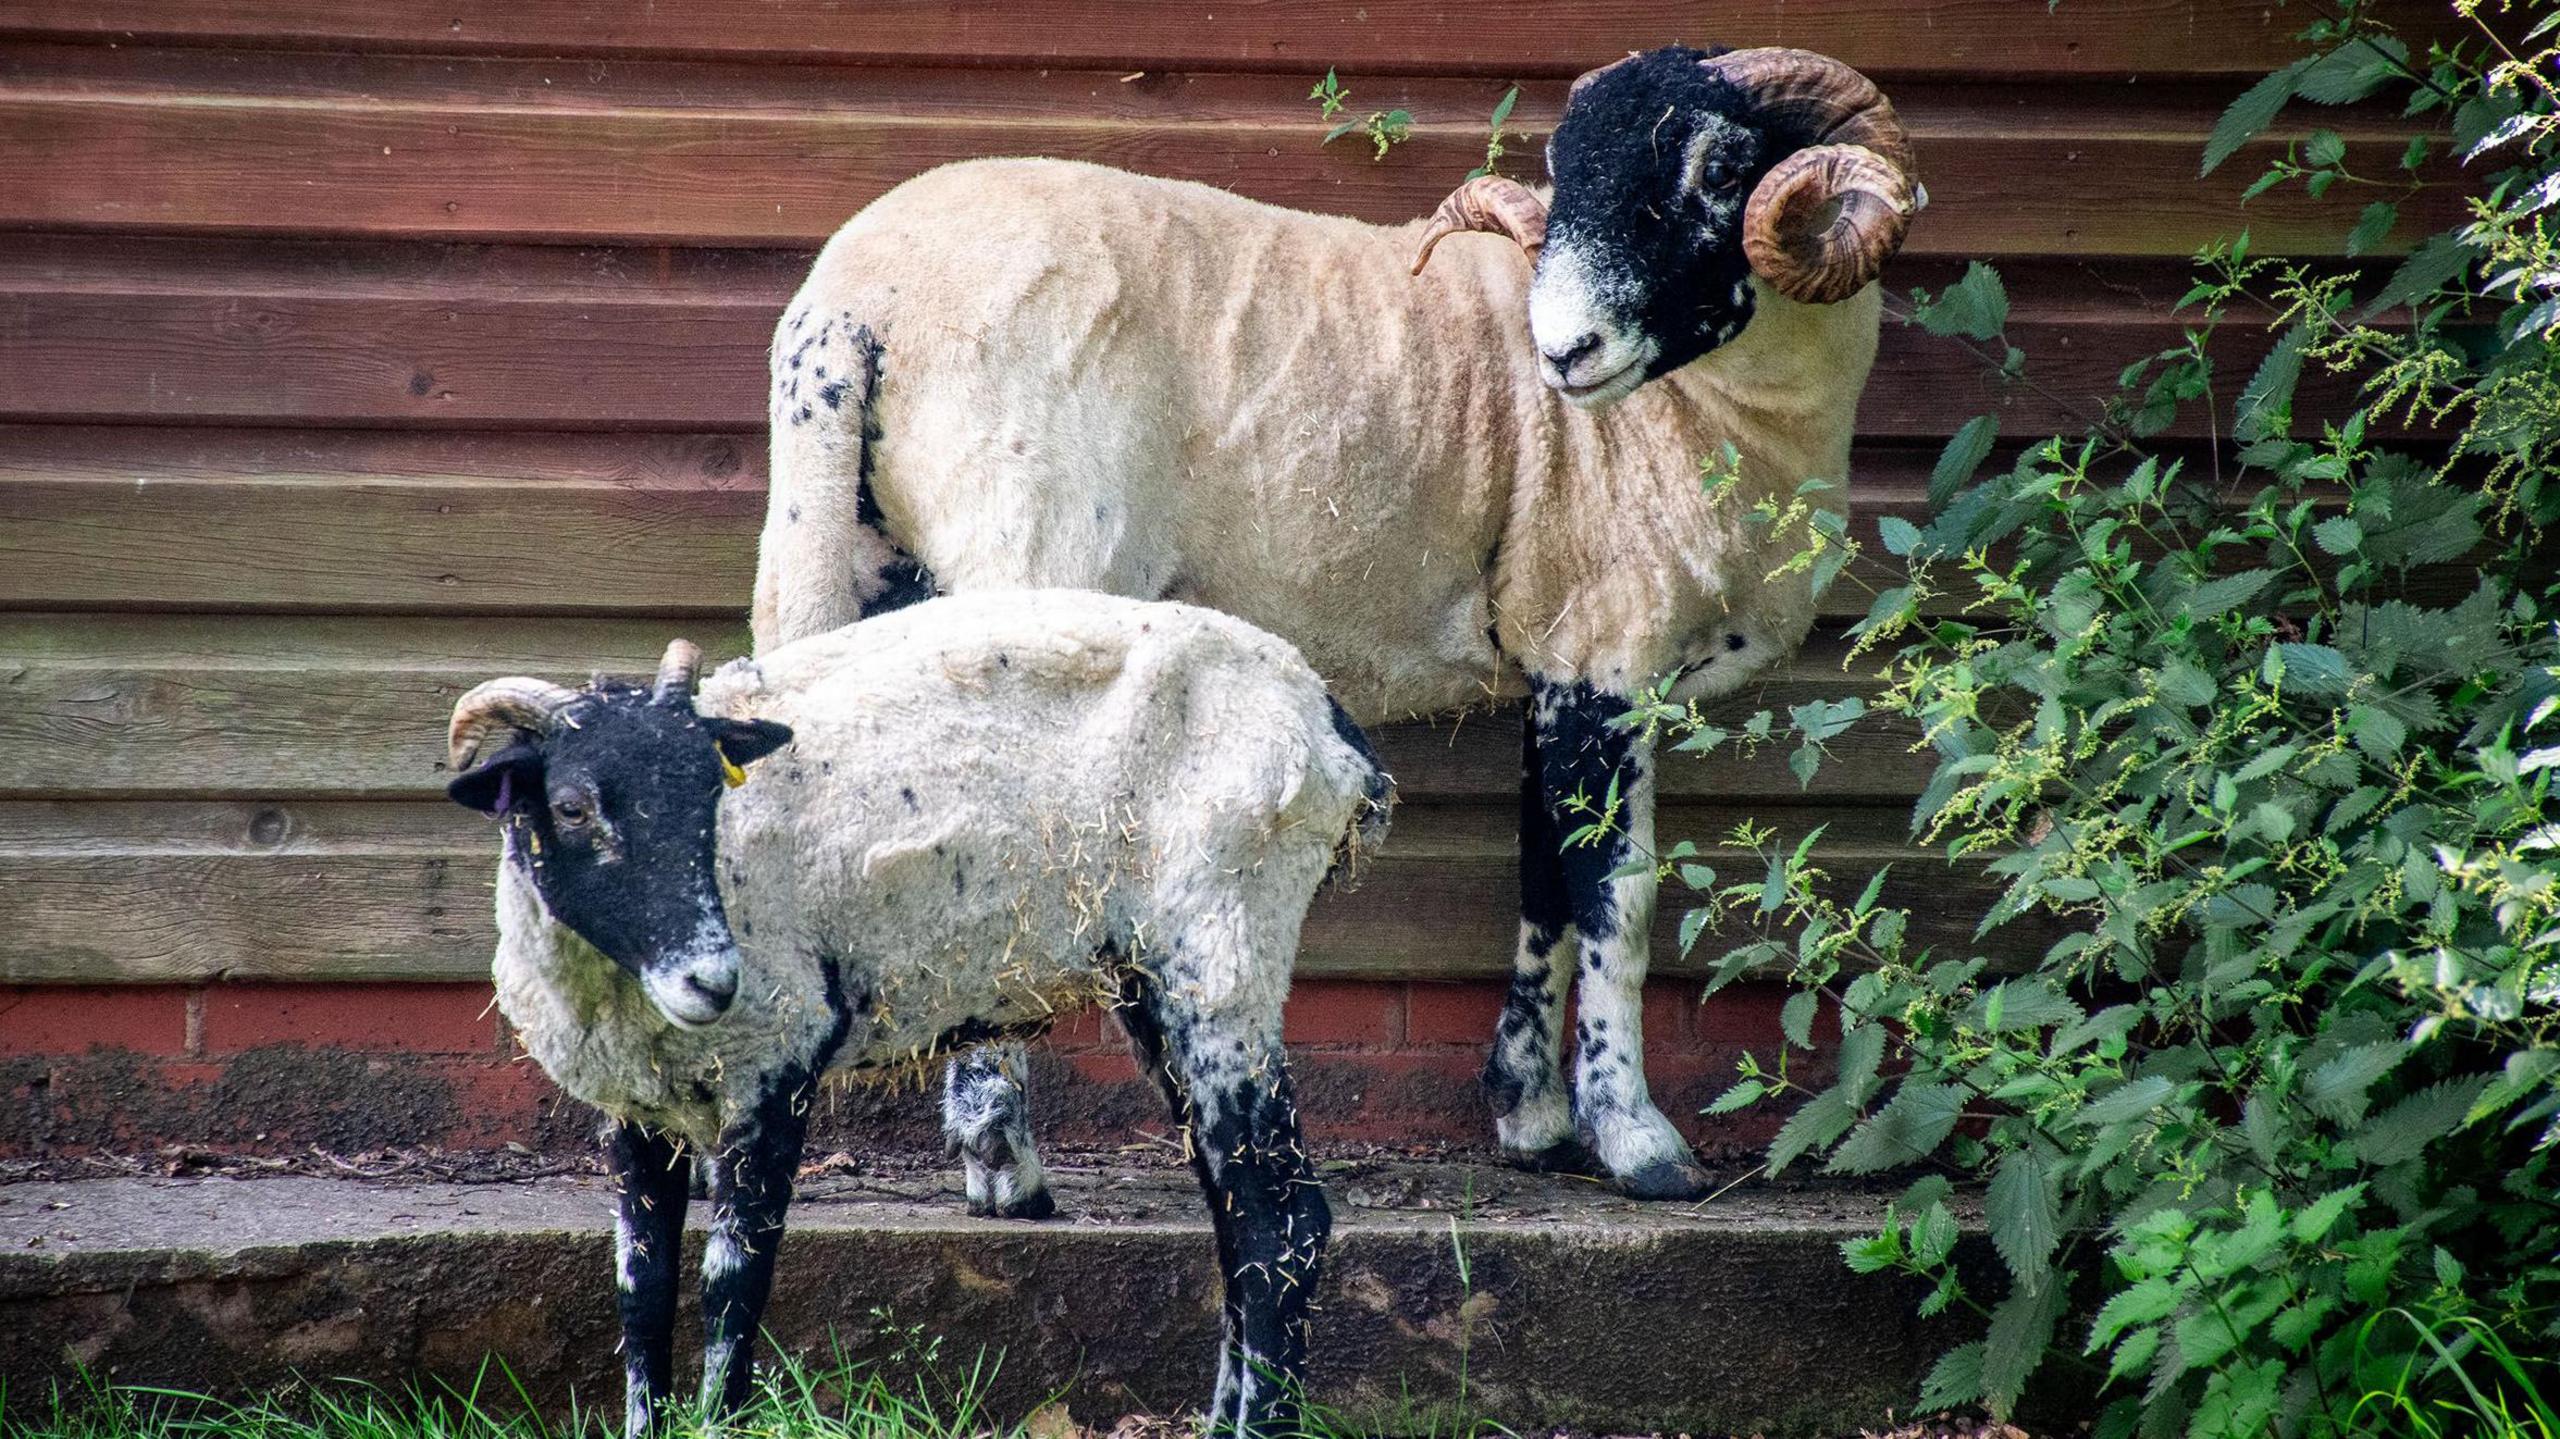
[1505,1139,1599,1176]
[970,1187,1058,1221]
[1611,1155,1716,1201]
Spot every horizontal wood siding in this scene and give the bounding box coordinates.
[0,5,2413,986]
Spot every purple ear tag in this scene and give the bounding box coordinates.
[496,769,515,816]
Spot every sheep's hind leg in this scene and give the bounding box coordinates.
[942,1044,1055,1219]
[1115,973,1328,1438]
[1484,708,1592,1174]
[606,1120,690,1438]
[1531,678,1712,1202]
[698,1071,818,1417]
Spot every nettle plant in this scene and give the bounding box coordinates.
[1589,5,2560,1436]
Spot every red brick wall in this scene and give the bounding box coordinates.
[1,979,1808,1162]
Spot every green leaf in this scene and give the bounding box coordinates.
[2087,1278,2181,1351]
[2354,1077,2489,1166]
[2303,129,2346,167]
[1677,904,1713,957]
[2202,61,2303,176]
[1911,262,2009,341]
[2291,1182,2366,1243]
[1918,1342,1985,1411]
[1878,515,1922,556]
[2074,1076,2176,1128]
[1930,414,2000,509]
[2364,233,2478,317]
[2346,201,2397,257]
[2272,642,2353,695]
[2174,1304,2249,1371]
[2184,569,2275,620]
[2157,660,2217,708]
[2234,327,2304,442]
[1915,1201,1961,1268]
[1768,1084,1858,1175]
[1841,1230,1903,1274]
[1990,1148,2061,1295]
[2294,37,2405,104]
[1981,1282,2066,1417]
[1836,1021,1888,1107]
[1781,989,1820,1050]
[2304,1042,2406,1125]
[1705,1077,1767,1115]
[2104,1326,2161,1386]
[2312,514,2363,555]
[1971,979,2083,1032]
[1827,1081,1967,1174]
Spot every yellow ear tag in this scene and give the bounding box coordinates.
[720,753,749,788]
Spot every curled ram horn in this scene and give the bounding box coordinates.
[1410,175,1550,276]
[653,638,703,705]
[447,677,579,771]
[1698,47,1919,304]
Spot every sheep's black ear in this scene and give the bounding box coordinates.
[709,718,793,769]
[448,741,544,816]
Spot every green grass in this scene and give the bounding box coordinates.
[1,1336,1026,1439]
[0,1338,1507,1439]
[2344,1307,2560,1439]
[4,1219,1511,1439]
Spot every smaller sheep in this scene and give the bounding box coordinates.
[442,591,1391,1439]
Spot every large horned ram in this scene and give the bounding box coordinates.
[756,45,1919,1203]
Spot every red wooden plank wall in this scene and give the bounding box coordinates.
[0,3,2413,1156]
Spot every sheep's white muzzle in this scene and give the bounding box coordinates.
[1527,245,1655,411]
[643,943,741,1028]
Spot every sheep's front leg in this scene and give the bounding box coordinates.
[942,1044,1055,1219]
[698,1074,815,1416]
[1531,678,1712,1201]
[1483,709,1590,1172]
[1115,974,1328,1438]
[606,1120,690,1438]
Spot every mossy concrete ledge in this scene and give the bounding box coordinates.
[0,1162,1955,1436]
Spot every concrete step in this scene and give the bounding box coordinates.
[0,1158,1959,1437]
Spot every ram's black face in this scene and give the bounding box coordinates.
[1531,46,1771,408]
[448,687,792,1028]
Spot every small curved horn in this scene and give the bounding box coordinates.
[1411,176,1551,276]
[448,677,579,771]
[653,639,702,705]
[1700,47,1919,303]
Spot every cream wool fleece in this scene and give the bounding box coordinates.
[756,157,1880,718]
[490,591,1385,1148]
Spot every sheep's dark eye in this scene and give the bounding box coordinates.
[1697,159,1739,191]
[553,796,591,826]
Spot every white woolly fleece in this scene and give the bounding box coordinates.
[488,591,1381,1149]
[757,157,1882,715]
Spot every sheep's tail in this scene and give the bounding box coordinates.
[1322,694,1395,885]
[753,312,937,650]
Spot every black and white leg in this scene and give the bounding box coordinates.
[1114,972,1328,1438]
[942,1043,1055,1219]
[1484,709,1589,1172]
[606,1119,690,1438]
[1530,678,1711,1201]
[698,1074,817,1415]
